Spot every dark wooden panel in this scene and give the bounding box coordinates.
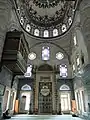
[2,30,29,74]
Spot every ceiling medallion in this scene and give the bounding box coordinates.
[14,0,78,38]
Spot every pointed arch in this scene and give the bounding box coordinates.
[44,30,49,37]
[38,64,53,71]
[60,84,70,91]
[21,84,32,91]
[34,29,39,36]
[53,29,58,36]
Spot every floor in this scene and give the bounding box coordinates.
[6,115,85,120]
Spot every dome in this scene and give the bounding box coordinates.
[15,0,77,38]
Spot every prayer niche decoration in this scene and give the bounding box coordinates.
[41,86,50,96]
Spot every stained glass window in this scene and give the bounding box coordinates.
[68,17,72,26]
[44,30,49,37]
[34,29,39,36]
[42,46,50,60]
[73,64,75,71]
[59,64,68,77]
[20,17,24,25]
[62,24,67,33]
[53,29,58,37]
[76,57,80,66]
[26,24,31,32]
[74,35,77,46]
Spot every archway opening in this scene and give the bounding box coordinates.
[19,84,32,114]
[59,84,71,114]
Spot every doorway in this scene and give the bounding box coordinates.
[19,91,31,113]
[60,92,71,113]
[59,84,71,113]
[10,91,16,111]
[3,89,10,112]
[19,84,32,113]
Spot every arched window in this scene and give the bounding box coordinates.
[73,35,77,46]
[44,30,49,37]
[73,64,75,71]
[62,24,67,33]
[26,24,31,32]
[21,84,32,91]
[60,84,70,91]
[34,29,39,36]
[59,64,68,78]
[53,29,58,36]
[42,46,50,60]
[68,17,72,26]
[76,55,80,67]
[20,17,24,25]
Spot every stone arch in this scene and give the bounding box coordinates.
[38,64,53,71]
[60,84,70,91]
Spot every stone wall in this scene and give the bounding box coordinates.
[71,0,90,118]
[17,78,34,113]
[0,66,13,87]
[57,79,74,99]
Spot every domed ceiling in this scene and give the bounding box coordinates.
[14,0,78,38]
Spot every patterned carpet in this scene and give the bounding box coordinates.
[5,115,85,120]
